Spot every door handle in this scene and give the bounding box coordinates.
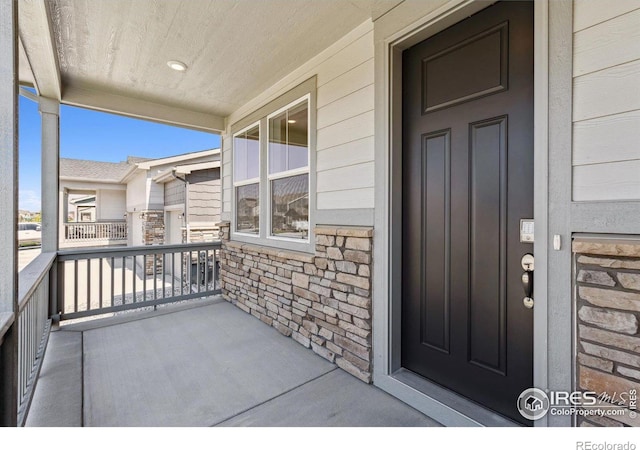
[521,271,533,298]
[521,253,534,309]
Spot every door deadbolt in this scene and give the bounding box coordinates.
[521,253,534,272]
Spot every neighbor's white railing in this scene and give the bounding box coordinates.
[64,222,127,242]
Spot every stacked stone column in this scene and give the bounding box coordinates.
[575,238,640,427]
[141,211,164,275]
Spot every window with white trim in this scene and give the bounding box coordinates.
[233,123,260,235]
[267,97,309,240]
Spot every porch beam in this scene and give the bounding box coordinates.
[62,85,226,133]
[17,0,61,100]
[0,0,19,426]
[39,97,59,253]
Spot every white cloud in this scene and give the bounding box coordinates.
[19,190,41,212]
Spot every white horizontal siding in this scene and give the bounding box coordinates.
[317,136,374,172]
[317,110,374,151]
[224,20,375,210]
[317,188,374,210]
[573,8,640,77]
[573,110,640,166]
[317,161,374,193]
[573,1,640,202]
[317,59,374,108]
[573,0,640,32]
[316,31,374,87]
[573,60,640,122]
[317,83,374,129]
[573,161,640,201]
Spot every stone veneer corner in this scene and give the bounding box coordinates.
[574,237,640,427]
[218,222,374,383]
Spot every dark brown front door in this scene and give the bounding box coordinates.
[401,1,534,425]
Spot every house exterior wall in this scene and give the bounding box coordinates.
[219,20,379,386]
[187,168,221,225]
[164,179,185,206]
[217,0,640,426]
[222,20,375,221]
[572,1,640,201]
[130,213,142,247]
[96,189,126,221]
[126,172,149,212]
[148,175,164,209]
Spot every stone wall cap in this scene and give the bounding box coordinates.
[573,237,640,258]
[225,240,315,263]
[315,225,373,238]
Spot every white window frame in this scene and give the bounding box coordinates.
[232,120,261,237]
[266,94,311,243]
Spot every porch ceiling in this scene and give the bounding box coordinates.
[17,0,397,132]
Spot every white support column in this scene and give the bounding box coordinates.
[0,0,19,426]
[39,97,60,252]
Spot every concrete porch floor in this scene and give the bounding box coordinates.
[26,297,440,427]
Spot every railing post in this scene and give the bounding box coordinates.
[55,260,64,323]
[49,262,59,326]
[0,323,18,426]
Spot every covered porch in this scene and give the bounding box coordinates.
[2,0,402,427]
[25,298,436,427]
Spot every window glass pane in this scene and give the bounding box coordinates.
[233,134,246,180]
[236,183,259,234]
[287,101,308,170]
[269,111,287,174]
[271,174,308,239]
[268,99,308,175]
[234,125,259,182]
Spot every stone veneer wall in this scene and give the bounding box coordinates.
[575,238,640,427]
[141,211,164,275]
[218,223,373,382]
[182,227,220,243]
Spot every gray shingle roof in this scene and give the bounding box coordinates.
[60,158,132,182]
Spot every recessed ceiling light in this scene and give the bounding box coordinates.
[287,119,296,124]
[167,60,187,71]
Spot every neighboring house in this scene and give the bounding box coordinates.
[9,0,640,429]
[120,149,221,247]
[59,158,131,247]
[18,210,35,221]
[59,149,221,248]
[68,195,96,222]
[153,163,222,245]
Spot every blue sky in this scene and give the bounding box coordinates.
[18,95,220,212]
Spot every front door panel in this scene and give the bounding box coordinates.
[401,1,534,425]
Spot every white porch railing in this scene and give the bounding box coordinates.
[56,242,221,320]
[16,252,56,426]
[64,222,127,243]
[0,242,222,425]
